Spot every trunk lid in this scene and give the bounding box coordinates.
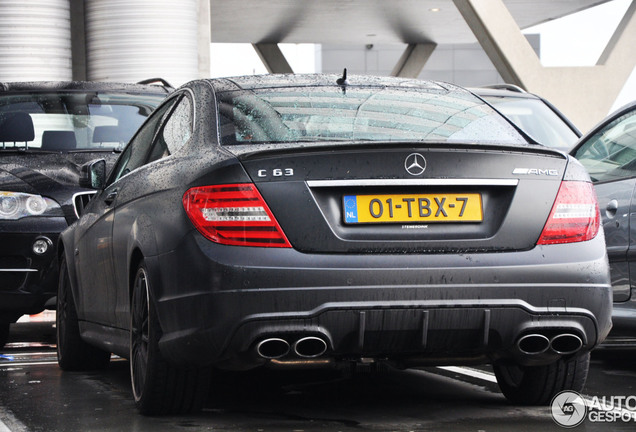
[233,143,567,253]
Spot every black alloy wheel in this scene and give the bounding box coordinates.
[130,260,211,415]
[494,352,590,405]
[57,255,110,370]
[130,264,150,407]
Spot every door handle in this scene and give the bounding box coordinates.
[605,199,618,218]
[104,189,118,205]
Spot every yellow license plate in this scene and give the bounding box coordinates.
[343,193,483,224]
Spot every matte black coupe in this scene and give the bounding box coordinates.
[57,74,612,415]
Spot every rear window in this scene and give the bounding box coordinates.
[217,86,527,146]
[481,95,579,149]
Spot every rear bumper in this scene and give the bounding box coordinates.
[0,218,65,321]
[150,232,612,369]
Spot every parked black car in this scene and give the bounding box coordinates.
[472,85,581,152]
[0,81,170,347]
[57,74,611,415]
[571,100,636,347]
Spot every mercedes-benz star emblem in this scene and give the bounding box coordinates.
[404,153,426,176]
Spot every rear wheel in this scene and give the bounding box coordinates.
[130,260,210,415]
[494,352,590,405]
[0,321,9,348]
[57,255,111,370]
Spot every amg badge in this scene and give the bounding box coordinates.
[512,168,559,176]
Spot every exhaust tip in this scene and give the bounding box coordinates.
[256,338,290,359]
[293,336,328,358]
[550,333,583,355]
[517,334,550,355]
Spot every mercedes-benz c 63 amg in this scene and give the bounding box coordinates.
[57,74,612,415]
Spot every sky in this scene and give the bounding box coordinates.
[523,0,634,112]
[209,0,635,114]
[209,43,316,77]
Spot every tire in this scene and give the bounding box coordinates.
[130,261,211,415]
[0,321,9,349]
[57,255,111,371]
[494,352,590,405]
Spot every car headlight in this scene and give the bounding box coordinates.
[0,191,63,220]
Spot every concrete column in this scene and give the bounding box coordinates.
[391,43,437,79]
[252,43,294,74]
[198,0,211,78]
[0,0,72,81]
[453,0,636,131]
[70,0,86,80]
[84,0,201,86]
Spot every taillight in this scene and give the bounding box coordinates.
[537,181,600,245]
[183,184,291,248]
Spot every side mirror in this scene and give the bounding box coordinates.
[79,159,107,190]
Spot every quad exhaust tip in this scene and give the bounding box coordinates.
[256,338,290,359]
[516,333,583,356]
[517,334,551,355]
[550,333,583,355]
[293,336,328,358]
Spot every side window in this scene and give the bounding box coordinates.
[146,94,193,163]
[109,97,179,184]
[163,95,192,154]
[574,111,636,183]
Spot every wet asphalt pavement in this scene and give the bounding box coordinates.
[1,315,635,432]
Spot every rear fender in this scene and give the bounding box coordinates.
[113,214,160,330]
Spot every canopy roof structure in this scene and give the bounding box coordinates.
[210,0,608,45]
[208,0,635,131]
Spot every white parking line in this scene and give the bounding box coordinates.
[0,361,58,368]
[1,352,54,357]
[437,365,498,383]
[0,355,123,369]
[0,407,28,432]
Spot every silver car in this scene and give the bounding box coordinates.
[571,100,636,348]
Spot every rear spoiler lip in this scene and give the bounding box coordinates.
[229,141,568,161]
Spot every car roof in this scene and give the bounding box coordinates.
[208,73,465,93]
[0,80,172,95]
